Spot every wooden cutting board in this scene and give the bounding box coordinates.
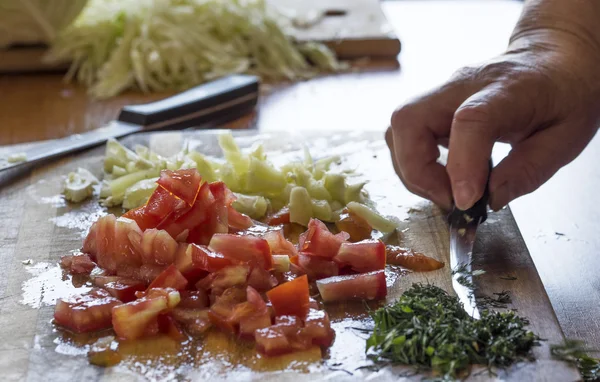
[0,130,578,381]
[0,0,400,73]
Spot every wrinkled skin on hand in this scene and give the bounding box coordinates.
[386,14,600,212]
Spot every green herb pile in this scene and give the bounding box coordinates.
[551,340,600,381]
[366,284,540,380]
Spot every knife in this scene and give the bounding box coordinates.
[448,160,493,319]
[0,74,259,173]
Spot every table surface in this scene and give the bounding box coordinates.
[1,0,599,350]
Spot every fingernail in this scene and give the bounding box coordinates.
[453,181,476,210]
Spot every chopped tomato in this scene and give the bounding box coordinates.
[266,207,290,226]
[239,310,272,339]
[301,309,335,347]
[334,239,386,273]
[255,326,293,356]
[208,286,247,333]
[178,290,209,310]
[174,243,205,281]
[128,228,178,269]
[189,244,233,272]
[147,265,188,291]
[335,209,373,242]
[228,207,253,230]
[84,215,144,274]
[208,233,273,270]
[170,308,212,336]
[93,276,145,302]
[266,275,310,317]
[157,314,187,341]
[385,245,445,271]
[274,315,302,337]
[316,270,387,302]
[247,266,278,291]
[196,264,250,292]
[208,182,231,233]
[60,253,95,275]
[335,231,350,241]
[156,169,203,206]
[297,253,339,280]
[158,183,214,239]
[263,229,298,257]
[117,263,166,284]
[123,186,187,231]
[54,288,121,333]
[112,288,179,340]
[299,219,347,259]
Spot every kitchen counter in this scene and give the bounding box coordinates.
[1,0,598,349]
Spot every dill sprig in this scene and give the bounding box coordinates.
[551,340,600,381]
[366,284,540,380]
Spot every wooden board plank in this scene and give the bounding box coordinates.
[0,130,578,381]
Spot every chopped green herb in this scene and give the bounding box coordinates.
[500,275,517,281]
[551,340,600,381]
[366,284,540,380]
[451,263,485,290]
[478,291,512,309]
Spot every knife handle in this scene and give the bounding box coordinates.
[118,74,260,130]
[0,75,260,175]
[448,159,493,225]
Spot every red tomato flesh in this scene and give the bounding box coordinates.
[334,239,386,273]
[247,266,279,291]
[316,270,387,302]
[60,253,96,275]
[178,290,209,310]
[157,314,187,341]
[147,264,188,291]
[170,307,212,336]
[301,309,335,347]
[54,288,121,333]
[335,210,373,242]
[266,275,310,317]
[112,288,180,340]
[156,169,203,206]
[93,276,146,303]
[297,253,339,280]
[263,229,298,257]
[189,244,233,272]
[266,207,290,226]
[299,219,347,259]
[208,233,273,270]
[196,264,250,292]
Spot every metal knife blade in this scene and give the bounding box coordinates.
[450,211,483,319]
[448,159,493,319]
[0,74,259,174]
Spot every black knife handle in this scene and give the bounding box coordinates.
[118,74,260,130]
[448,159,493,225]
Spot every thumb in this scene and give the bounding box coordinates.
[489,120,596,210]
[446,84,534,209]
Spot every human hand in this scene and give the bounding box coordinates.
[386,11,600,211]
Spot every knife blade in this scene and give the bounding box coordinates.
[448,160,492,319]
[0,74,259,173]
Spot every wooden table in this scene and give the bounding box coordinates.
[1,0,598,351]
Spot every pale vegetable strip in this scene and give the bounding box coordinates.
[45,0,344,99]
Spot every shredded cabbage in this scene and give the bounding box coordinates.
[45,0,345,99]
